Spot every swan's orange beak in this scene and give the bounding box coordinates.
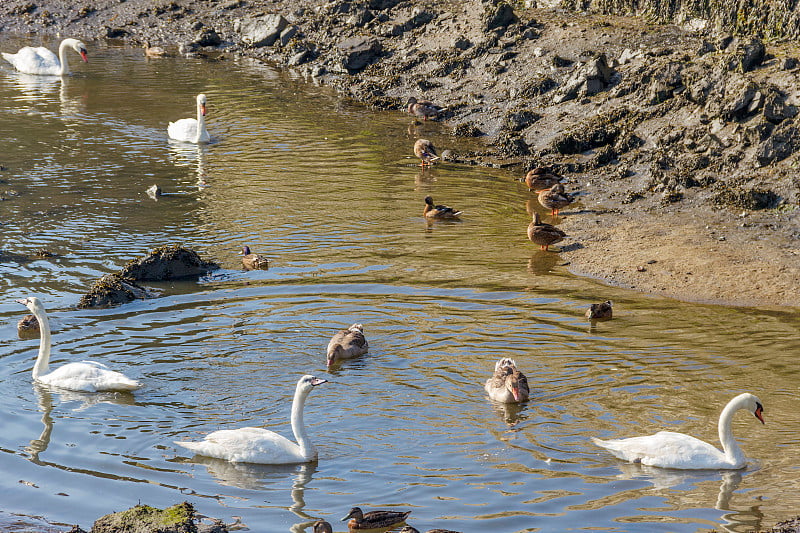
[755,405,765,424]
[200,104,207,116]
[80,50,88,63]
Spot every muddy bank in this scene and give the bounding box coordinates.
[0,0,797,308]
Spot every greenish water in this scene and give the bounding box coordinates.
[1,36,799,533]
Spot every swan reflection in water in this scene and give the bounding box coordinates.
[168,140,210,190]
[26,384,136,464]
[182,458,321,532]
[3,71,85,116]
[610,462,762,532]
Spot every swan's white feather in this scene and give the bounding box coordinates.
[592,432,734,469]
[37,360,141,392]
[168,118,209,143]
[2,47,61,75]
[176,427,307,464]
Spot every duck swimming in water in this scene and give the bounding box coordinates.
[241,246,270,270]
[586,300,613,320]
[423,196,462,220]
[485,357,529,403]
[313,520,333,533]
[326,324,369,366]
[342,507,411,529]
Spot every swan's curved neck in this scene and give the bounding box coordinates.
[195,104,206,143]
[30,306,52,379]
[290,387,315,459]
[58,39,71,76]
[718,397,746,466]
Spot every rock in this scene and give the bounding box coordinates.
[483,1,518,32]
[763,91,798,124]
[713,187,780,209]
[346,7,374,27]
[289,49,310,65]
[782,57,798,70]
[728,37,765,72]
[279,24,298,46]
[120,245,219,281]
[237,14,289,47]
[453,36,472,50]
[146,184,162,199]
[90,502,212,533]
[755,121,800,166]
[553,53,615,103]
[721,80,759,120]
[194,27,221,47]
[336,36,382,72]
[77,273,153,309]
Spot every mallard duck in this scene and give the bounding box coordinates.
[537,183,574,216]
[17,314,40,335]
[485,357,529,403]
[524,166,563,192]
[241,246,270,270]
[144,41,169,58]
[342,507,411,530]
[398,527,461,533]
[407,97,447,121]
[313,520,333,533]
[414,139,440,166]
[326,324,369,366]
[527,212,566,251]
[423,196,462,220]
[586,300,613,320]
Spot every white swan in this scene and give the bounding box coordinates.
[168,93,210,143]
[2,38,88,76]
[592,393,764,469]
[16,297,141,392]
[175,375,327,464]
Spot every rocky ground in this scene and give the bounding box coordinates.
[1,0,797,309]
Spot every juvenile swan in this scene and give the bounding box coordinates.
[168,93,210,143]
[16,297,141,392]
[2,38,87,75]
[175,375,327,463]
[326,324,369,366]
[592,392,764,469]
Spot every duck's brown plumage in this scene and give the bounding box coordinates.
[326,324,369,366]
[537,183,574,216]
[241,246,270,270]
[398,527,462,533]
[423,196,462,220]
[407,97,446,120]
[144,41,169,57]
[414,139,440,166]
[586,300,613,320]
[524,167,563,192]
[527,212,566,251]
[484,357,530,403]
[313,520,333,533]
[17,314,40,336]
[342,507,411,529]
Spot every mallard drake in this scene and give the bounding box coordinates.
[527,212,566,251]
[586,300,613,320]
[313,520,333,533]
[407,97,446,121]
[485,357,529,403]
[423,196,462,220]
[326,324,369,366]
[414,139,440,166]
[144,41,169,58]
[537,183,574,216]
[241,246,270,270]
[342,507,411,530]
[398,527,462,533]
[524,167,563,192]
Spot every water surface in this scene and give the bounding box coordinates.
[1,36,799,533]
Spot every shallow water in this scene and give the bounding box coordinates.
[1,36,799,533]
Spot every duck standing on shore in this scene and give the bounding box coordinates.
[527,212,567,251]
[414,139,440,166]
[524,166,563,192]
[538,183,574,216]
[407,97,447,120]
